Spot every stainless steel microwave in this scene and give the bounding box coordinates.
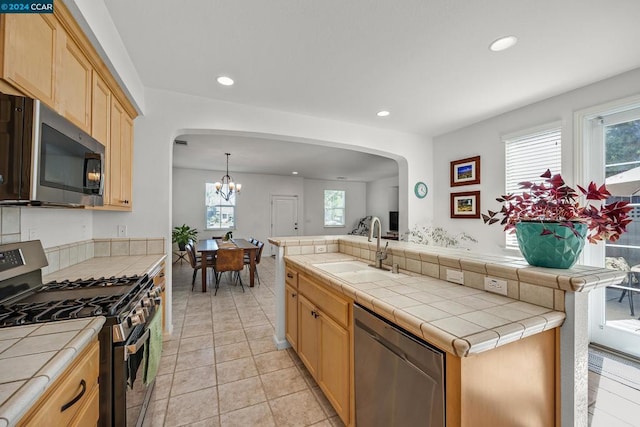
[0,93,104,207]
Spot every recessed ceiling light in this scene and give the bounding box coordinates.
[377,110,390,117]
[489,35,518,52]
[292,171,299,175]
[217,76,234,86]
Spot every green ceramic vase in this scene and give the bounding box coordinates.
[515,221,588,269]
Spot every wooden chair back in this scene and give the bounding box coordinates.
[215,248,245,273]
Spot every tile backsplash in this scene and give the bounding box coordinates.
[0,207,21,244]
[42,238,165,276]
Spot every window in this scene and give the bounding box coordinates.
[504,125,562,247]
[205,183,236,229]
[324,190,345,227]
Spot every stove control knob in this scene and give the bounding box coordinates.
[129,314,142,327]
[141,297,152,307]
[133,308,146,322]
[150,286,162,297]
[153,297,162,306]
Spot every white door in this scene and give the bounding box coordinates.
[581,102,640,358]
[271,195,299,254]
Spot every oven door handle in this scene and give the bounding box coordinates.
[125,329,150,361]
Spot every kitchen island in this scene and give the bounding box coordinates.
[269,235,625,427]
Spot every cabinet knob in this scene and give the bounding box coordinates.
[291,293,297,297]
[287,273,294,278]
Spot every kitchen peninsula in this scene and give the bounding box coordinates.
[269,235,625,426]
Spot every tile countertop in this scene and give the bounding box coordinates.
[285,253,566,358]
[0,317,105,427]
[43,254,166,282]
[270,235,626,292]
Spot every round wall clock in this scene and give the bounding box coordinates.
[414,182,428,199]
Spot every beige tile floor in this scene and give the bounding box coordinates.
[144,255,345,427]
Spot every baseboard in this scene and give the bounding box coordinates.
[273,334,291,350]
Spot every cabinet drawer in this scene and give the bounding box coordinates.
[285,266,298,288]
[299,274,348,328]
[19,340,99,427]
[69,383,99,427]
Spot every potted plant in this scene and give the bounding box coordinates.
[172,224,198,251]
[482,169,632,268]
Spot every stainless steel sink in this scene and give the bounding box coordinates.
[313,261,406,283]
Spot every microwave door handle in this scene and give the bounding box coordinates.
[98,152,105,196]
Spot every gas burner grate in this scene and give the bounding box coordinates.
[42,275,142,290]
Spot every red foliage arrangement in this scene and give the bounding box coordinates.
[482,169,633,244]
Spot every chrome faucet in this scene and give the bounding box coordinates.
[368,216,388,269]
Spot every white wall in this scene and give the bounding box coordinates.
[303,179,367,236]
[172,167,304,245]
[366,176,399,234]
[89,88,430,332]
[432,67,640,256]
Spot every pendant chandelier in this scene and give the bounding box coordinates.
[215,153,241,201]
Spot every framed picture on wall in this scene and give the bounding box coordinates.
[450,156,480,186]
[450,191,480,218]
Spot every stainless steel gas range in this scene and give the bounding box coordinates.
[0,240,163,427]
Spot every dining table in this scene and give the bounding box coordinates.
[195,238,259,293]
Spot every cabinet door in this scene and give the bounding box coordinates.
[318,312,350,425]
[285,284,298,351]
[2,14,58,106]
[120,114,133,207]
[91,71,110,145]
[109,97,123,206]
[57,31,92,132]
[108,98,132,208]
[297,294,319,378]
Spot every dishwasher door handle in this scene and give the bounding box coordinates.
[366,330,439,385]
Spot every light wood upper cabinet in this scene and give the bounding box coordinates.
[108,97,133,209]
[91,71,110,145]
[1,14,58,106]
[57,31,92,133]
[1,3,138,211]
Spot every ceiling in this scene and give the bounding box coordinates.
[103,0,640,179]
[173,134,398,181]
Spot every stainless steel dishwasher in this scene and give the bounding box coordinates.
[354,304,445,427]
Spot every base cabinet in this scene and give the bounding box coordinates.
[285,284,298,351]
[285,261,560,427]
[18,339,100,427]
[286,265,352,426]
[317,306,350,420]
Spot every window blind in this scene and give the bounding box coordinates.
[504,127,562,247]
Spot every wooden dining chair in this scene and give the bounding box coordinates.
[213,248,245,295]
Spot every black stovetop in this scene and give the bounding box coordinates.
[0,274,150,327]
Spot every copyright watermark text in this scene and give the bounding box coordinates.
[0,1,54,13]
